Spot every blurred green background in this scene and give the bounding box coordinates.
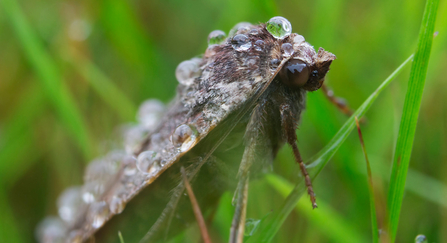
[0,0,446,242]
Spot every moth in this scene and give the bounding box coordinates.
[37,16,336,243]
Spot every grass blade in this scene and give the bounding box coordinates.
[246,54,414,243]
[1,0,93,158]
[265,174,367,243]
[0,0,92,157]
[386,0,439,241]
[355,117,379,243]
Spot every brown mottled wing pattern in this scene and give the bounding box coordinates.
[66,24,290,242]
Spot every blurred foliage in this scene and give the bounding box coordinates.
[0,0,446,242]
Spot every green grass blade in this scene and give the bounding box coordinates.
[246,54,414,243]
[355,118,379,243]
[264,174,367,243]
[1,0,93,158]
[386,0,439,241]
[67,53,137,121]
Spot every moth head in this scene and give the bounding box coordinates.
[279,47,336,91]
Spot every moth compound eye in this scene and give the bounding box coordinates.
[279,59,310,88]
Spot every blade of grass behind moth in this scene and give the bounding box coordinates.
[246,54,414,243]
[67,51,137,121]
[264,174,367,243]
[180,167,212,243]
[1,0,93,159]
[387,0,439,241]
[355,117,379,243]
[0,187,23,243]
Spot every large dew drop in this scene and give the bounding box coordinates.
[82,182,105,203]
[171,124,198,152]
[231,34,251,51]
[175,58,201,86]
[136,150,160,174]
[137,99,165,129]
[207,30,226,46]
[266,16,292,39]
[57,187,83,224]
[89,201,110,229]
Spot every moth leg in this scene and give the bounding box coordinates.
[321,84,353,117]
[280,104,317,209]
[180,166,212,243]
[140,157,207,243]
[229,172,249,243]
[230,104,264,243]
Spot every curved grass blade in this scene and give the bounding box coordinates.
[1,0,93,158]
[265,174,367,243]
[386,0,439,241]
[246,54,414,243]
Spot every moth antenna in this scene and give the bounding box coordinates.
[280,104,317,209]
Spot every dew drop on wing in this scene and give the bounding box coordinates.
[57,187,84,224]
[231,34,252,51]
[35,217,66,243]
[207,30,226,46]
[229,22,252,36]
[82,181,105,203]
[109,195,126,214]
[136,150,161,174]
[175,58,201,86]
[281,43,294,57]
[89,201,110,229]
[171,124,199,152]
[254,39,265,51]
[137,99,165,129]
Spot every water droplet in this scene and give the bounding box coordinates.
[57,187,83,224]
[266,16,292,39]
[415,234,427,243]
[123,158,138,176]
[244,218,261,236]
[231,34,251,51]
[229,22,252,36]
[249,28,259,35]
[137,99,165,129]
[293,34,305,45]
[123,125,149,154]
[270,59,280,69]
[67,230,83,243]
[254,39,265,51]
[36,217,66,243]
[82,182,105,203]
[136,151,161,174]
[175,58,201,86]
[171,124,198,152]
[89,201,110,229]
[207,30,226,46]
[109,196,126,214]
[281,43,294,57]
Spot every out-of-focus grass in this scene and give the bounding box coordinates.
[387,0,439,241]
[0,0,446,242]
